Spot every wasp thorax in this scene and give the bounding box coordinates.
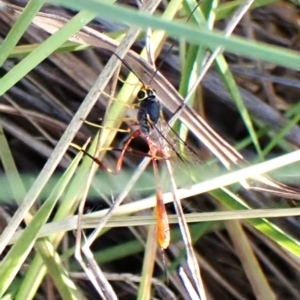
[137,87,160,136]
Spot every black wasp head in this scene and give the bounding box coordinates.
[137,87,156,102]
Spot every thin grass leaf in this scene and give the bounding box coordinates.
[215,0,277,20]
[223,207,275,299]
[0,149,83,297]
[216,56,263,159]
[0,0,46,67]
[16,140,94,299]
[213,188,300,257]
[29,240,84,300]
[0,113,81,299]
[9,42,90,58]
[0,10,97,96]
[0,121,27,205]
[49,0,300,70]
[262,106,300,156]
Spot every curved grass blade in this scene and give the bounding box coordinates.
[0,147,83,298]
[0,0,46,67]
[50,0,300,70]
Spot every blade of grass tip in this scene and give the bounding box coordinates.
[0,12,142,254]
[0,0,46,67]
[0,122,27,207]
[16,140,92,300]
[222,204,276,300]
[0,146,83,298]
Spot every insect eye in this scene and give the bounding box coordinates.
[137,90,146,100]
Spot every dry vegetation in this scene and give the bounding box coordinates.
[1,0,300,299]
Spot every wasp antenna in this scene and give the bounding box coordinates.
[148,45,172,86]
[187,1,202,22]
[112,52,146,87]
[148,2,202,86]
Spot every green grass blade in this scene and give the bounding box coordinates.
[0,10,96,96]
[0,0,46,66]
[215,0,276,20]
[49,0,300,70]
[15,141,96,299]
[212,188,300,257]
[215,56,263,159]
[0,151,82,297]
[0,122,27,204]
[262,102,300,156]
[9,42,90,58]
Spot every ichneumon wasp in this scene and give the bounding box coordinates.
[79,77,180,250]
[78,45,207,250]
[75,1,300,250]
[72,3,300,298]
[6,2,300,300]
